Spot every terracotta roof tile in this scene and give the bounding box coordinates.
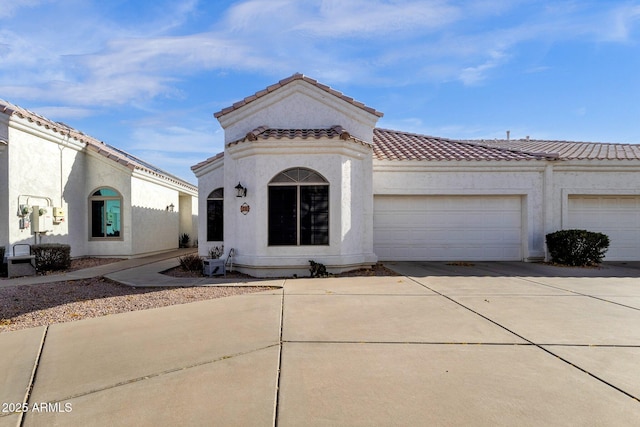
[226,125,367,147]
[373,129,552,161]
[191,151,224,171]
[469,139,640,160]
[0,99,196,190]
[214,73,384,119]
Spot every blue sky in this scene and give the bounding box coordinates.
[2,0,640,183]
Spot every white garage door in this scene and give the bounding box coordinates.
[374,195,523,261]
[568,196,640,261]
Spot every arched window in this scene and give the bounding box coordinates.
[207,188,224,241]
[268,168,329,246]
[89,187,122,240]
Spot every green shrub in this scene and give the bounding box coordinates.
[309,260,328,278]
[179,253,203,273]
[545,229,610,266]
[32,243,71,272]
[179,233,190,248]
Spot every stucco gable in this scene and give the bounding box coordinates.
[215,74,383,144]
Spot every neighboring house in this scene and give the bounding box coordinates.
[192,73,640,277]
[0,100,198,259]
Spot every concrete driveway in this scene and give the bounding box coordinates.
[1,261,639,426]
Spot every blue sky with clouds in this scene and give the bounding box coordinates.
[2,0,639,182]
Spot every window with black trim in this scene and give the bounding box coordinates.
[268,168,329,246]
[207,188,224,241]
[89,187,122,239]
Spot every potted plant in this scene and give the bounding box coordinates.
[208,245,224,259]
[204,245,225,277]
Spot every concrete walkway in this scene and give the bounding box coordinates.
[0,249,199,288]
[1,260,640,426]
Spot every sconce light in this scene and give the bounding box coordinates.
[166,203,175,212]
[235,182,247,198]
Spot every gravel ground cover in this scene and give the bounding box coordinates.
[0,259,398,333]
[0,278,275,333]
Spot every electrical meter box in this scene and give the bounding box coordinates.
[32,205,54,233]
[53,207,65,223]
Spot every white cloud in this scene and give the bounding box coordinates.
[293,0,461,37]
[459,50,508,85]
[0,0,51,18]
[604,4,640,42]
[2,0,639,113]
[31,106,96,120]
[129,125,223,154]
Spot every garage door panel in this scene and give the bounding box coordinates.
[568,196,640,261]
[374,196,523,261]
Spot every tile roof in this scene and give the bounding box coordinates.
[191,151,224,172]
[0,99,196,190]
[214,73,384,119]
[193,125,369,171]
[373,129,554,161]
[227,125,370,147]
[466,139,640,160]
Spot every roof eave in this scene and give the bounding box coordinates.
[214,73,384,120]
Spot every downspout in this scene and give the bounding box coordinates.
[543,162,554,261]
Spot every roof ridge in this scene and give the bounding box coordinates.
[375,128,557,160]
[471,138,637,147]
[214,73,384,119]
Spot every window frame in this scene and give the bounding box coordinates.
[206,187,224,242]
[88,187,123,241]
[268,168,329,246]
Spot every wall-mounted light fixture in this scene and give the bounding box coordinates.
[235,182,247,198]
[166,203,175,212]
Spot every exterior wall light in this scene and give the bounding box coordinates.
[166,203,175,212]
[235,182,247,197]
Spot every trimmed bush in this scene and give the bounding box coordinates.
[179,253,203,273]
[546,229,610,266]
[32,243,72,272]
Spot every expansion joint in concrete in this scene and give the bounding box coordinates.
[406,276,640,404]
[273,284,286,427]
[18,325,48,427]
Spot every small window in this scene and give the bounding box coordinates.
[89,187,122,240]
[268,168,329,246]
[207,188,224,241]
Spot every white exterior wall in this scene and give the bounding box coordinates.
[179,193,198,247]
[131,174,180,255]
[221,139,375,276]
[5,118,87,256]
[372,161,548,261]
[546,161,640,233]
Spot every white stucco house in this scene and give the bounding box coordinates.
[1,100,198,259]
[193,73,640,277]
